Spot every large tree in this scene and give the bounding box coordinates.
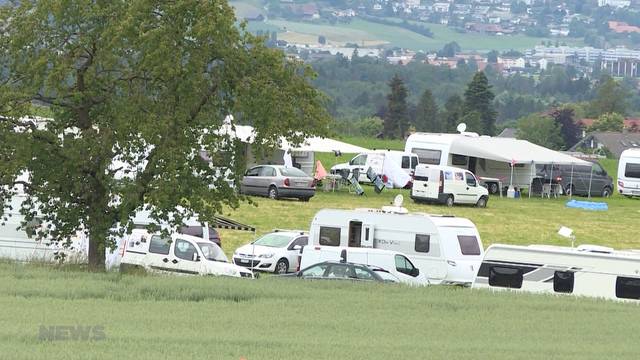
[383,74,409,139]
[441,94,464,132]
[0,1,329,270]
[589,112,625,132]
[463,72,497,135]
[589,76,629,117]
[516,114,564,150]
[549,106,581,149]
[413,89,439,132]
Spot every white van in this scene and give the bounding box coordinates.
[411,164,489,207]
[120,229,254,278]
[473,243,640,302]
[300,245,429,285]
[331,150,418,187]
[308,199,484,285]
[618,148,640,197]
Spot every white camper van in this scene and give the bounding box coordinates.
[0,195,87,263]
[472,244,640,302]
[331,150,418,187]
[308,198,484,285]
[618,148,640,197]
[411,164,489,207]
[405,132,588,194]
[300,245,429,285]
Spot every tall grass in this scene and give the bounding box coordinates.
[1,261,639,359]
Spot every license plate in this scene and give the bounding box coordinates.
[239,259,249,264]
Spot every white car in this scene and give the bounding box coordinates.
[233,230,309,274]
[120,229,254,278]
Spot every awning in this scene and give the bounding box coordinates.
[450,136,590,165]
[218,122,369,154]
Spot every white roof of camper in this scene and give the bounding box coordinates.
[219,123,369,154]
[411,133,590,165]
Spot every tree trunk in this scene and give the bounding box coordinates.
[88,234,106,271]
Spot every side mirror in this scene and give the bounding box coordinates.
[410,268,420,277]
[192,253,201,262]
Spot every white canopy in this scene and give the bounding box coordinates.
[450,136,590,165]
[219,123,369,154]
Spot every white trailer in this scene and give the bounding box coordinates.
[618,148,640,197]
[308,199,484,285]
[405,132,590,194]
[472,244,640,302]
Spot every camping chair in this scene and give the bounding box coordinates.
[541,183,559,199]
[347,169,364,196]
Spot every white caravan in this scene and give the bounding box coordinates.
[331,150,418,187]
[618,148,640,197]
[405,132,589,194]
[300,245,429,285]
[472,244,640,302]
[308,199,484,285]
[0,195,87,263]
[120,229,254,278]
[411,164,489,207]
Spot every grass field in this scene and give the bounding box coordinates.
[2,260,640,360]
[3,134,639,359]
[248,17,582,51]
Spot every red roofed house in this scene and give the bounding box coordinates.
[608,21,640,34]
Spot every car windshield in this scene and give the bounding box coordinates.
[372,269,399,283]
[197,242,228,262]
[279,167,308,177]
[252,233,293,248]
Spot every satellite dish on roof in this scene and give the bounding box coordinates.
[456,123,467,133]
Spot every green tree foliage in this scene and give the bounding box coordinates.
[549,106,581,149]
[334,117,383,137]
[384,74,409,139]
[589,113,625,132]
[441,94,464,133]
[516,114,564,150]
[0,0,329,270]
[414,89,439,132]
[437,42,461,58]
[487,50,499,64]
[463,72,497,135]
[590,76,629,117]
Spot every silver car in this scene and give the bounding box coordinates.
[240,165,316,201]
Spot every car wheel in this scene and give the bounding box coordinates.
[274,258,289,274]
[601,187,611,198]
[445,195,454,207]
[268,186,278,200]
[488,183,499,195]
[476,196,487,208]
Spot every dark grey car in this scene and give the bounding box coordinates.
[240,165,316,201]
[538,162,614,197]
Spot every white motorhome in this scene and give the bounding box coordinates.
[308,198,484,285]
[472,244,640,302]
[331,150,418,187]
[0,195,87,263]
[300,245,429,285]
[411,164,489,207]
[618,148,640,197]
[405,132,589,194]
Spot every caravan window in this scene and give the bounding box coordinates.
[452,154,467,166]
[616,276,640,300]
[412,148,441,165]
[457,236,481,255]
[488,266,523,288]
[319,227,341,246]
[414,234,430,253]
[411,156,419,169]
[553,271,574,293]
[149,235,171,255]
[625,163,640,179]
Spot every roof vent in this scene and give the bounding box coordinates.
[576,244,613,254]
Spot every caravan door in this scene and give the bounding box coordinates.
[361,224,374,248]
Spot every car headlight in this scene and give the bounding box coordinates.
[258,253,274,259]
